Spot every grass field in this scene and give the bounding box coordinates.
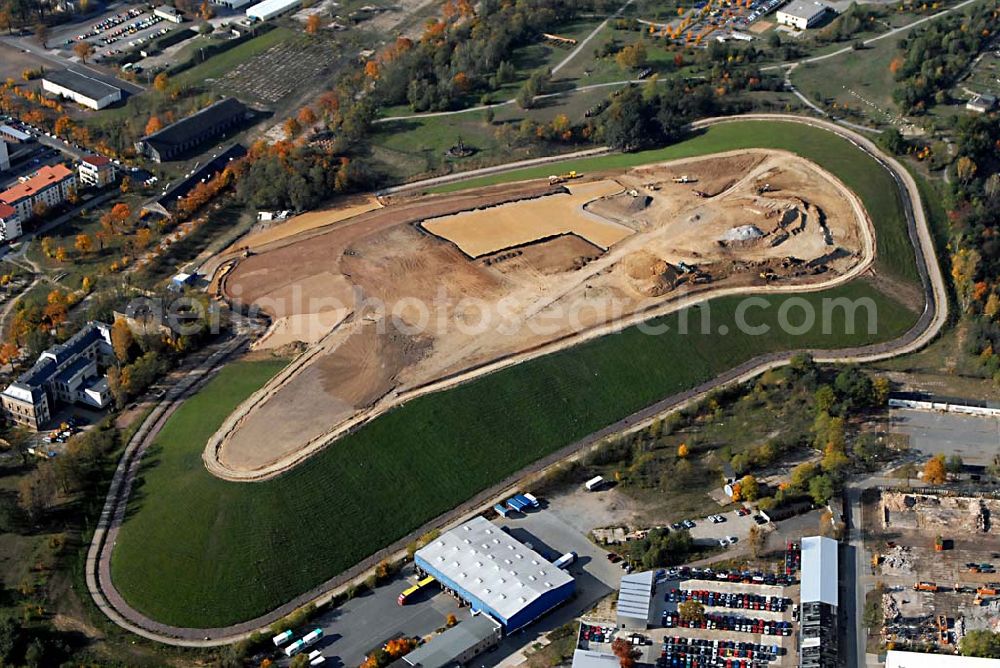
[428,120,917,282]
[111,277,918,627]
[173,27,296,88]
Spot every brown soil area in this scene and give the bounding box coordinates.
[212,149,874,476]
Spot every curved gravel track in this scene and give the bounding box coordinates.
[86,114,947,647]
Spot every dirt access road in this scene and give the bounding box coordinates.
[208,147,873,480]
[88,114,946,646]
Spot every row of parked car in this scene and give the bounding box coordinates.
[72,6,148,42]
[580,623,615,644]
[665,566,797,587]
[97,15,165,47]
[663,611,794,636]
[670,588,791,613]
[658,636,785,667]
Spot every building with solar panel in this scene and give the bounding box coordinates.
[414,517,575,632]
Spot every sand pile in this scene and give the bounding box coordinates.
[621,250,679,297]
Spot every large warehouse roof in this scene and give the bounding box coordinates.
[886,650,1000,667]
[43,69,121,101]
[617,570,655,624]
[801,536,838,606]
[415,517,573,622]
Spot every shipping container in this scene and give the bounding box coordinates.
[513,494,534,509]
[506,496,526,512]
[494,503,511,518]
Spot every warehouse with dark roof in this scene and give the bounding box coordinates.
[414,517,575,632]
[135,98,249,162]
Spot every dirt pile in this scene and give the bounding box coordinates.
[620,250,679,297]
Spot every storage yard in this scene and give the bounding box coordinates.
[210,149,872,479]
[867,490,1000,652]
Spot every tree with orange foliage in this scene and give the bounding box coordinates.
[74,233,93,254]
[611,638,638,668]
[922,454,947,484]
[452,71,471,92]
[297,106,317,126]
[200,0,214,19]
[54,115,72,136]
[134,227,153,251]
[677,443,689,458]
[73,41,94,63]
[153,72,170,93]
[888,56,904,75]
[305,13,321,34]
[54,247,68,262]
[283,117,301,139]
[364,60,380,79]
[145,115,163,136]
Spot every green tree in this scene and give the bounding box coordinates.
[808,474,834,505]
[961,630,1000,658]
[678,600,705,622]
[740,474,760,501]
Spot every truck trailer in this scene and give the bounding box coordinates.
[272,629,293,647]
[554,552,577,569]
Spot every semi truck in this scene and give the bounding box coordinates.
[523,493,540,507]
[398,575,436,605]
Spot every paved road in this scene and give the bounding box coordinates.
[86,113,948,647]
[0,34,146,93]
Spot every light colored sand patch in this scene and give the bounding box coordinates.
[245,272,356,319]
[422,179,631,257]
[253,309,351,350]
[239,195,382,249]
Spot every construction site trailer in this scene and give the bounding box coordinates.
[585,476,604,491]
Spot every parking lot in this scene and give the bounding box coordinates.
[684,507,769,548]
[890,408,1000,467]
[48,4,185,62]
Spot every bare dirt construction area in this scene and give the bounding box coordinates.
[868,490,1000,651]
[208,149,874,479]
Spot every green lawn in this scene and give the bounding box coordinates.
[428,120,918,282]
[112,277,918,627]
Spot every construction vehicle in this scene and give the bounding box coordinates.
[914,581,938,592]
[756,183,773,194]
[977,586,998,596]
[672,175,696,184]
[548,170,581,185]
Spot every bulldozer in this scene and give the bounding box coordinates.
[548,170,582,185]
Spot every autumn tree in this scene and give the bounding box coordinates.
[54,246,68,262]
[284,117,301,139]
[74,233,93,254]
[111,319,135,364]
[611,637,638,668]
[747,523,764,558]
[677,443,689,458]
[740,474,760,501]
[446,613,457,627]
[54,115,72,136]
[73,41,94,62]
[34,22,47,46]
[364,60,380,79]
[40,236,54,258]
[922,454,947,484]
[134,227,153,251]
[153,72,170,93]
[297,106,317,126]
[305,13,321,34]
[145,115,163,135]
[615,41,647,70]
[200,0,214,19]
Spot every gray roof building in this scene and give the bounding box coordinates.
[617,570,657,629]
[401,615,502,668]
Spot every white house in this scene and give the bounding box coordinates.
[153,5,184,22]
[776,0,831,29]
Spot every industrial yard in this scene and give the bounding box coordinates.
[209,149,872,479]
[865,489,1000,653]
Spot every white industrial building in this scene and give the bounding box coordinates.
[215,0,253,8]
[42,70,123,110]
[246,0,301,21]
[414,517,575,632]
[776,0,831,29]
[800,536,838,668]
[154,4,184,22]
[885,651,1000,667]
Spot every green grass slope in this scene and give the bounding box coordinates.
[111,121,928,627]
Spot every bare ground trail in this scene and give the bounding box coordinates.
[87,114,946,646]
